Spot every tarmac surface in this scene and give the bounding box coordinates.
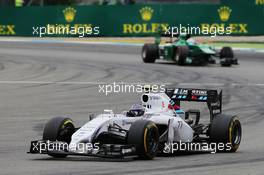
[0,41,263,175]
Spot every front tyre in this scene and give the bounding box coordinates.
[43,117,75,158]
[142,44,159,63]
[210,114,242,152]
[127,120,159,159]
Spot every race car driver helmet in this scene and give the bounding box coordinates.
[127,104,145,117]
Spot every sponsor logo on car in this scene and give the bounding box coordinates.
[191,90,207,95]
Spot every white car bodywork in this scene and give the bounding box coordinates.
[69,92,194,153]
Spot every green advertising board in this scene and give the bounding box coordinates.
[0,0,263,37]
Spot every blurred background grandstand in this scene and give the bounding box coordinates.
[0,0,220,6]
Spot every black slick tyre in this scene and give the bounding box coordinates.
[210,114,242,152]
[174,46,189,65]
[127,120,159,159]
[43,117,75,158]
[142,44,159,63]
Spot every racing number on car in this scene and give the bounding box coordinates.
[177,121,183,129]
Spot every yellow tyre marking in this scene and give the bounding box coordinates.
[147,123,158,129]
[63,119,73,125]
[229,120,233,144]
[61,119,73,129]
[144,127,148,153]
[229,117,239,145]
[144,123,158,158]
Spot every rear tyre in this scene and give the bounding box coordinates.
[174,46,189,65]
[210,114,242,152]
[220,47,234,58]
[127,120,159,159]
[43,117,75,158]
[220,47,234,67]
[142,44,159,63]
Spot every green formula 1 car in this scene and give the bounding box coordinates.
[142,35,238,67]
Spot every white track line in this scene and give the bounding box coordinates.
[0,81,263,86]
[176,83,264,86]
[0,81,167,85]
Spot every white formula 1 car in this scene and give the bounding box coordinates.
[29,88,242,160]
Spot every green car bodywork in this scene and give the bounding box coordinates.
[142,35,237,66]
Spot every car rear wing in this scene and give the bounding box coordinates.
[165,88,222,121]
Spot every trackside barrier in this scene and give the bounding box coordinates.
[0,1,263,36]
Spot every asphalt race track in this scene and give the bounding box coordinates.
[0,40,264,175]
